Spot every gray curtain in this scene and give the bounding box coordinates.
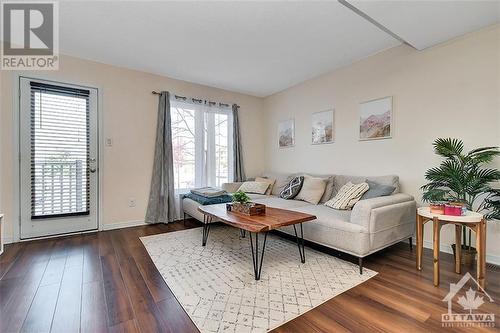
[232,104,246,182]
[145,91,176,223]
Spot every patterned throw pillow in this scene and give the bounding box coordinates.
[324,182,369,210]
[280,176,304,200]
[238,181,270,194]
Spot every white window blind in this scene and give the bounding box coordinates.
[171,99,233,192]
[30,81,91,219]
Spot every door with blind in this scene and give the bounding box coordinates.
[19,78,99,239]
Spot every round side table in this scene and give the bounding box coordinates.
[416,207,486,288]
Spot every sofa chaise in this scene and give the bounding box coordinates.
[182,172,416,273]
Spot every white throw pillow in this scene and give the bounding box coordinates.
[255,177,276,195]
[238,181,270,195]
[295,176,327,205]
[324,182,369,210]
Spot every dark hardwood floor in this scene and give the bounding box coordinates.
[0,220,499,332]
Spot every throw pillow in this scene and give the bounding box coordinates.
[238,181,270,195]
[295,176,327,205]
[255,177,276,195]
[361,180,396,200]
[293,173,335,203]
[324,182,369,210]
[279,176,304,200]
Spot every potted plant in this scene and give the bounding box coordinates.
[232,190,250,205]
[229,191,266,215]
[421,138,500,265]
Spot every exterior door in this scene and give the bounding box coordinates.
[19,77,99,239]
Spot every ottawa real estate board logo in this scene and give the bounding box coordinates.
[1,1,59,70]
[442,272,495,328]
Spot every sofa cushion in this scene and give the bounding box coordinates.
[325,182,369,210]
[246,193,269,200]
[295,176,327,205]
[293,204,354,227]
[255,177,275,195]
[361,180,396,200]
[279,176,304,199]
[332,175,399,196]
[292,173,335,203]
[238,181,270,194]
[279,205,370,256]
[262,172,293,196]
[251,196,311,210]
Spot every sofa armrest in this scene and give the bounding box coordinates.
[351,194,416,231]
[221,182,243,193]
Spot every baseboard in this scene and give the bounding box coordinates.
[421,239,500,266]
[101,220,148,231]
[2,236,14,245]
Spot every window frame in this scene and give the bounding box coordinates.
[170,98,233,193]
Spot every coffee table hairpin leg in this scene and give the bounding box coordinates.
[202,215,212,246]
[249,232,268,280]
[293,223,306,263]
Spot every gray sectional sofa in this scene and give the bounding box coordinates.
[182,172,416,273]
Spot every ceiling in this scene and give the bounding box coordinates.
[57,1,500,97]
[348,0,500,50]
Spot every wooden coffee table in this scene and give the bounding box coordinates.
[198,204,316,280]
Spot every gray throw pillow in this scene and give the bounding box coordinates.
[361,180,396,200]
[279,176,304,200]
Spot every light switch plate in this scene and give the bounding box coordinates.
[106,138,113,147]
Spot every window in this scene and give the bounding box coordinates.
[171,99,233,192]
[30,82,91,218]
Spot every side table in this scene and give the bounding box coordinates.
[416,207,486,288]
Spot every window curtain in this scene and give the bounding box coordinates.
[232,104,246,182]
[145,91,176,223]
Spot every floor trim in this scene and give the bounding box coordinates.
[101,220,148,231]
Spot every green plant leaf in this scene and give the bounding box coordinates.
[433,138,464,158]
[422,138,500,221]
[422,189,450,202]
[484,189,500,220]
[232,190,250,203]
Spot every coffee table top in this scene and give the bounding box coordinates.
[198,203,316,233]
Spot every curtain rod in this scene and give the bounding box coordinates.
[151,90,238,108]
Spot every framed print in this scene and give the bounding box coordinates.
[359,96,392,141]
[278,119,295,148]
[312,109,334,144]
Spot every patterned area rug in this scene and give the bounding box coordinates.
[141,225,377,333]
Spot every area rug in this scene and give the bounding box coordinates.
[140,225,377,333]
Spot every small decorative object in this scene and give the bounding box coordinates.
[429,202,445,214]
[227,202,266,215]
[444,202,467,216]
[312,109,334,144]
[278,119,295,148]
[227,190,266,215]
[422,138,500,266]
[359,96,392,140]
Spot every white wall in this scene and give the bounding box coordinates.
[262,25,500,262]
[0,55,264,242]
[1,24,499,264]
